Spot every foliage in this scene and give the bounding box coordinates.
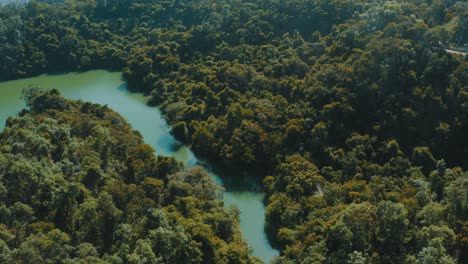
[0,0,467,262]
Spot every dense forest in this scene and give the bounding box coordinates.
[0,89,259,263]
[0,0,467,263]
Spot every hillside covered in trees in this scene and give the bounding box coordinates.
[0,89,258,263]
[0,0,467,263]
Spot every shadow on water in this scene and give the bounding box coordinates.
[116,83,129,92]
[165,137,185,152]
[194,157,267,192]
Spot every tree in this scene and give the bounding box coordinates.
[416,238,456,264]
[376,201,408,257]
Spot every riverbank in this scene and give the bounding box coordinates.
[0,70,278,263]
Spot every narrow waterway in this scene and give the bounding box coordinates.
[0,70,278,263]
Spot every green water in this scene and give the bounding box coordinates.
[0,70,278,263]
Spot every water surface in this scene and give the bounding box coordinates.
[0,70,278,263]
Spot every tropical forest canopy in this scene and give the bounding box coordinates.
[0,0,467,263]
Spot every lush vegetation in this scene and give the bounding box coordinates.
[0,89,258,263]
[0,0,467,263]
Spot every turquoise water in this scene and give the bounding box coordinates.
[0,70,278,263]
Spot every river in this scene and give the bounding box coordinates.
[0,70,278,263]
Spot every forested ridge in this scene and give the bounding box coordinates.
[0,89,259,263]
[0,0,467,263]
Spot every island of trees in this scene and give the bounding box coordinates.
[0,0,467,263]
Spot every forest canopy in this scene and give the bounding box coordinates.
[0,0,467,263]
